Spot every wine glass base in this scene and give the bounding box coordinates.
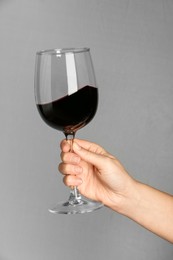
[49,196,103,214]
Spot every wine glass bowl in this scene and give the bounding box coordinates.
[34,48,103,214]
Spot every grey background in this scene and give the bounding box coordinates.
[0,0,173,259]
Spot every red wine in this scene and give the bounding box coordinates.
[37,85,98,134]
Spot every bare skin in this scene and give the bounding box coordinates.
[59,139,173,243]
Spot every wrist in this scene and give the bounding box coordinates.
[109,179,141,216]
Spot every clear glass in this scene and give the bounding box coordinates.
[34,47,103,214]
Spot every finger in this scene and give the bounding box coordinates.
[59,162,83,175]
[60,151,81,164]
[63,175,83,187]
[74,139,116,159]
[73,138,106,155]
[73,141,109,170]
[60,139,71,152]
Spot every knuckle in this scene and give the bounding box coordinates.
[63,176,68,185]
[60,151,63,160]
[58,163,64,173]
[58,163,69,175]
[63,176,72,186]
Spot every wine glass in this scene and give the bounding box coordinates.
[34,47,103,214]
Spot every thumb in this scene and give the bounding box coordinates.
[73,141,105,169]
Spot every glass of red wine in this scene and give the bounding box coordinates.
[34,48,103,214]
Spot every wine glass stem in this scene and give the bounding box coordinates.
[64,132,82,204]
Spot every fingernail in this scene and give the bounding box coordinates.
[73,142,81,151]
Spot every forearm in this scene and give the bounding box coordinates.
[118,181,173,243]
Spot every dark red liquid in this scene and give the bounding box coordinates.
[37,85,98,134]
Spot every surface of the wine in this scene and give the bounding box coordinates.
[37,85,98,133]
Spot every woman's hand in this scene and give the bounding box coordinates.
[59,138,136,211]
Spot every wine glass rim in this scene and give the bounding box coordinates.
[36,47,90,55]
